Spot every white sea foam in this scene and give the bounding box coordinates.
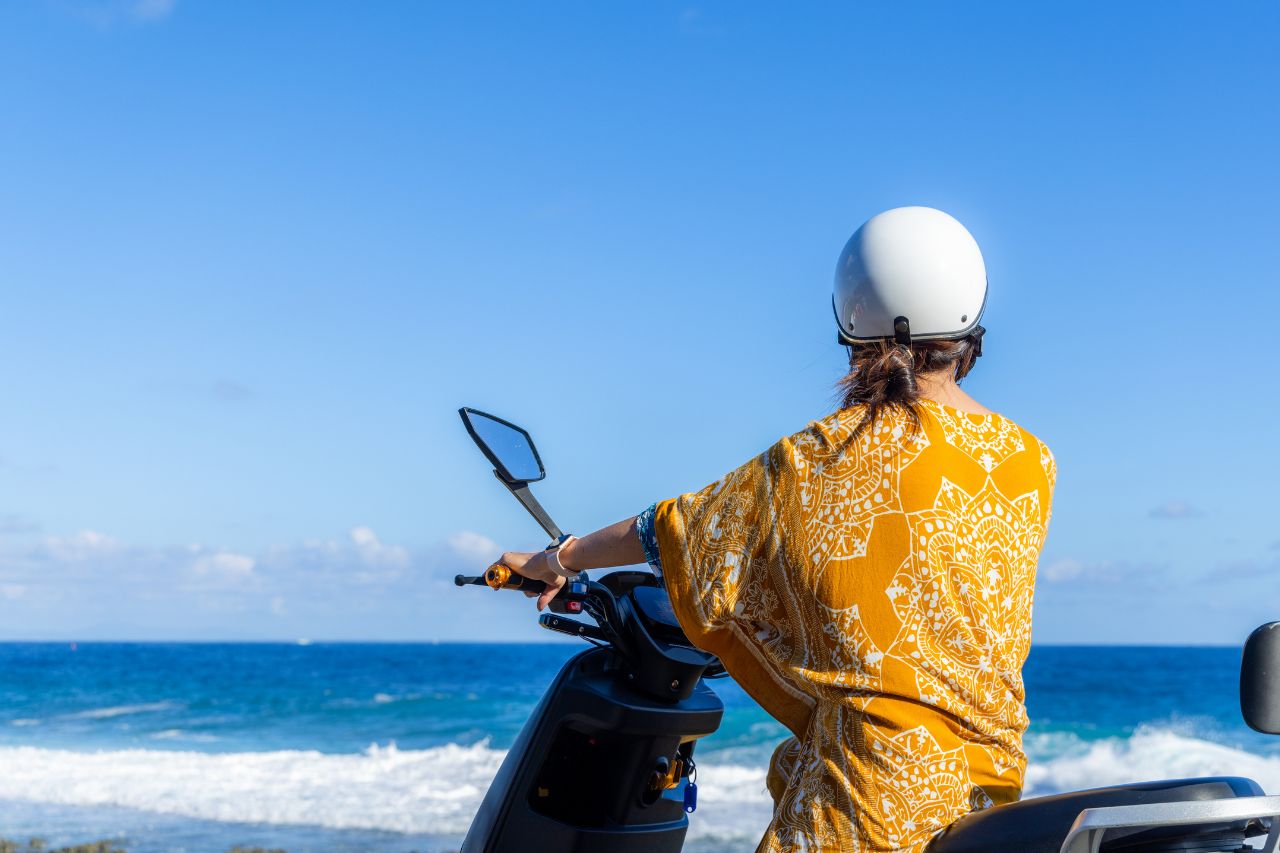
[1025,726,1280,796]
[59,701,181,721]
[149,729,219,743]
[0,741,770,839]
[371,692,421,705]
[0,742,499,834]
[0,730,1273,839]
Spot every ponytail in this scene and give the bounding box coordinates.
[837,334,982,436]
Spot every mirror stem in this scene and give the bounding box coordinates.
[495,471,564,542]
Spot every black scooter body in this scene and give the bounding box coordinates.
[461,645,724,853]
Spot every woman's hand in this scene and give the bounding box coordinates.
[492,518,649,612]
[494,549,566,611]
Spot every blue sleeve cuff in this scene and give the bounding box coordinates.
[636,503,663,577]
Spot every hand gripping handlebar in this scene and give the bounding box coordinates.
[454,568,589,616]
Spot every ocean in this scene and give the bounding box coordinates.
[1,642,1277,852]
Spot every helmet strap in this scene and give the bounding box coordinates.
[893,316,912,347]
[970,325,985,359]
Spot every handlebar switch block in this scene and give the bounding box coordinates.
[548,579,590,615]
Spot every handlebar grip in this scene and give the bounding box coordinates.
[508,576,548,594]
[458,568,588,617]
[481,564,548,593]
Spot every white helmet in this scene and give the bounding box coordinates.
[833,206,987,346]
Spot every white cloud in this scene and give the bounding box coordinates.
[37,530,122,562]
[446,531,499,564]
[351,526,410,569]
[1043,558,1085,582]
[1205,556,1278,583]
[256,526,421,588]
[191,552,256,579]
[0,525,533,640]
[1041,558,1163,587]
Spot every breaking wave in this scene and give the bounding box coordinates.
[1024,726,1280,796]
[0,741,770,841]
[0,728,1273,840]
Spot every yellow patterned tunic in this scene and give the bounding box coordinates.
[653,400,1055,852]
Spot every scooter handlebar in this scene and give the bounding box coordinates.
[454,566,550,593]
[454,568,591,618]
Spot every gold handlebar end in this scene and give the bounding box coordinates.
[485,563,514,590]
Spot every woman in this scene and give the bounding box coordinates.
[495,206,1056,852]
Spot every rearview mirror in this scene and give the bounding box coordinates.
[459,408,545,485]
[1241,621,1280,734]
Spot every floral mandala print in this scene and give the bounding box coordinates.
[868,725,973,849]
[655,399,1055,852]
[796,416,930,568]
[887,477,1044,736]
[930,403,1026,473]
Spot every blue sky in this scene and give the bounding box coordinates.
[0,1,1277,643]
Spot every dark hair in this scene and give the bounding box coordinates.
[837,334,982,436]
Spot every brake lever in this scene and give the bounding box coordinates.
[539,612,610,643]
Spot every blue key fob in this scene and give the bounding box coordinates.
[683,781,698,813]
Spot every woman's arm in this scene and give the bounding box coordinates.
[495,516,648,611]
[561,516,647,571]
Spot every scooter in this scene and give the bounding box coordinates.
[453,407,1280,853]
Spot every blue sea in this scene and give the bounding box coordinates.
[1,643,1277,852]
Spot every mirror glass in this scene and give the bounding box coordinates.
[461,409,544,483]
